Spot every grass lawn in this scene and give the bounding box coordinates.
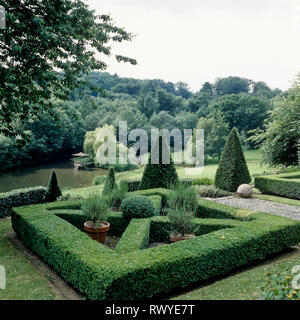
[0,218,82,300]
[253,193,300,207]
[0,219,55,300]
[171,245,300,300]
[66,149,269,198]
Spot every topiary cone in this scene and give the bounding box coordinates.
[44,170,62,202]
[102,167,116,196]
[215,128,251,192]
[139,134,179,190]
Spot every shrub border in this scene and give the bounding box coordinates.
[11,188,300,300]
[255,172,300,200]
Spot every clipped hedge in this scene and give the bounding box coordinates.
[115,219,151,254]
[0,186,46,219]
[255,172,300,200]
[12,197,300,300]
[12,189,300,300]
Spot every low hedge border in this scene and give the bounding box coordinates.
[115,219,151,254]
[11,191,300,300]
[255,172,300,200]
[0,186,46,219]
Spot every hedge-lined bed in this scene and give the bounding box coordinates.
[255,172,300,200]
[11,188,300,300]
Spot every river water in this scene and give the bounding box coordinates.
[0,160,107,193]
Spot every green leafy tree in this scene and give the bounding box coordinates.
[215,128,251,192]
[139,135,179,190]
[0,0,136,137]
[102,167,116,196]
[197,111,229,160]
[215,76,250,95]
[44,170,62,202]
[209,93,271,138]
[249,75,300,166]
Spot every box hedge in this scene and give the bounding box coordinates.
[11,190,300,300]
[0,186,46,219]
[255,172,300,200]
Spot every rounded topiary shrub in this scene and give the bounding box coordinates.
[121,195,156,219]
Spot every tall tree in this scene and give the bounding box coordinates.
[249,75,300,166]
[0,0,136,137]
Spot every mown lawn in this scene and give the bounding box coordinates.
[66,150,269,198]
[253,193,300,207]
[0,219,55,300]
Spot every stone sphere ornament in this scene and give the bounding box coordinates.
[237,184,253,198]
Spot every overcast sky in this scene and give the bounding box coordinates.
[88,0,300,92]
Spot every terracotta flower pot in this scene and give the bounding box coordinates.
[170,233,195,243]
[84,221,110,244]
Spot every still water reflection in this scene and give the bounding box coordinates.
[0,160,107,193]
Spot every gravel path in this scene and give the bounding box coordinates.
[204,196,300,221]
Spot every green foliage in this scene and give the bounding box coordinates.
[255,172,300,200]
[11,197,300,300]
[261,271,300,300]
[215,128,251,192]
[81,195,111,225]
[0,186,46,218]
[215,76,250,95]
[139,136,179,190]
[123,179,141,192]
[44,171,62,203]
[197,111,229,160]
[167,209,197,236]
[209,93,271,141]
[195,185,233,198]
[110,181,128,208]
[167,184,198,213]
[0,0,136,137]
[121,195,156,219]
[192,177,214,186]
[249,76,300,166]
[93,175,107,186]
[102,168,116,196]
[115,219,151,254]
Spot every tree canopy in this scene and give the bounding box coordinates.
[0,0,136,136]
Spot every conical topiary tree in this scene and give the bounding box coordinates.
[44,170,62,202]
[139,135,179,190]
[215,128,251,192]
[102,167,116,196]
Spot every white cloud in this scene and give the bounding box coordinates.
[88,0,300,91]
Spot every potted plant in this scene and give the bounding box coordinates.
[167,184,199,243]
[110,181,128,212]
[81,194,111,244]
[168,209,197,243]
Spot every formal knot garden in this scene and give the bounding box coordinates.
[5,130,300,300]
